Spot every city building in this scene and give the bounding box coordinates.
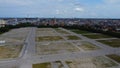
[0,19,6,27]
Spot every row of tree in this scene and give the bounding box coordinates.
[0,23,120,38]
[0,23,35,34]
[37,24,120,38]
[62,25,120,38]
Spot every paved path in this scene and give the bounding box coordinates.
[20,27,36,68]
[61,61,69,68]
[25,48,120,64]
[24,27,36,57]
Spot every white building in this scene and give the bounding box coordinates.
[0,20,6,27]
[0,40,6,46]
[0,40,5,44]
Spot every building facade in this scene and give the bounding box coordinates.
[0,20,6,27]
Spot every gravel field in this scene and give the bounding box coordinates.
[0,28,30,59]
[66,56,118,68]
[36,42,79,55]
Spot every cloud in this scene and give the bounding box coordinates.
[74,7,84,12]
[56,10,60,14]
[85,0,120,18]
[0,0,120,18]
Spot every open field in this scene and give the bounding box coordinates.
[36,42,79,55]
[66,56,118,68]
[97,39,120,47]
[73,41,100,51]
[83,34,113,39]
[55,28,70,34]
[0,28,30,41]
[36,28,58,36]
[0,28,30,59]
[36,28,64,41]
[0,37,22,44]
[0,27,120,68]
[33,63,51,68]
[65,35,81,40]
[76,41,100,51]
[69,29,92,34]
[0,43,23,59]
[36,36,64,42]
[36,31,58,36]
[106,54,120,63]
[37,28,54,31]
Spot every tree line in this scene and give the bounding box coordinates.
[0,23,120,38]
[0,23,35,34]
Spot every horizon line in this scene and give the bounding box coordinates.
[0,17,120,19]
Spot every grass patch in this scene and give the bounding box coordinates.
[83,34,113,39]
[36,36,64,41]
[66,61,72,64]
[106,54,120,63]
[66,36,81,40]
[93,56,118,67]
[33,63,51,68]
[55,28,70,34]
[79,42,100,51]
[70,29,92,34]
[0,44,23,59]
[97,39,120,47]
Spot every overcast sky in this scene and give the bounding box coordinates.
[0,0,120,18]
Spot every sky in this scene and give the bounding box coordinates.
[0,0,120,18]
